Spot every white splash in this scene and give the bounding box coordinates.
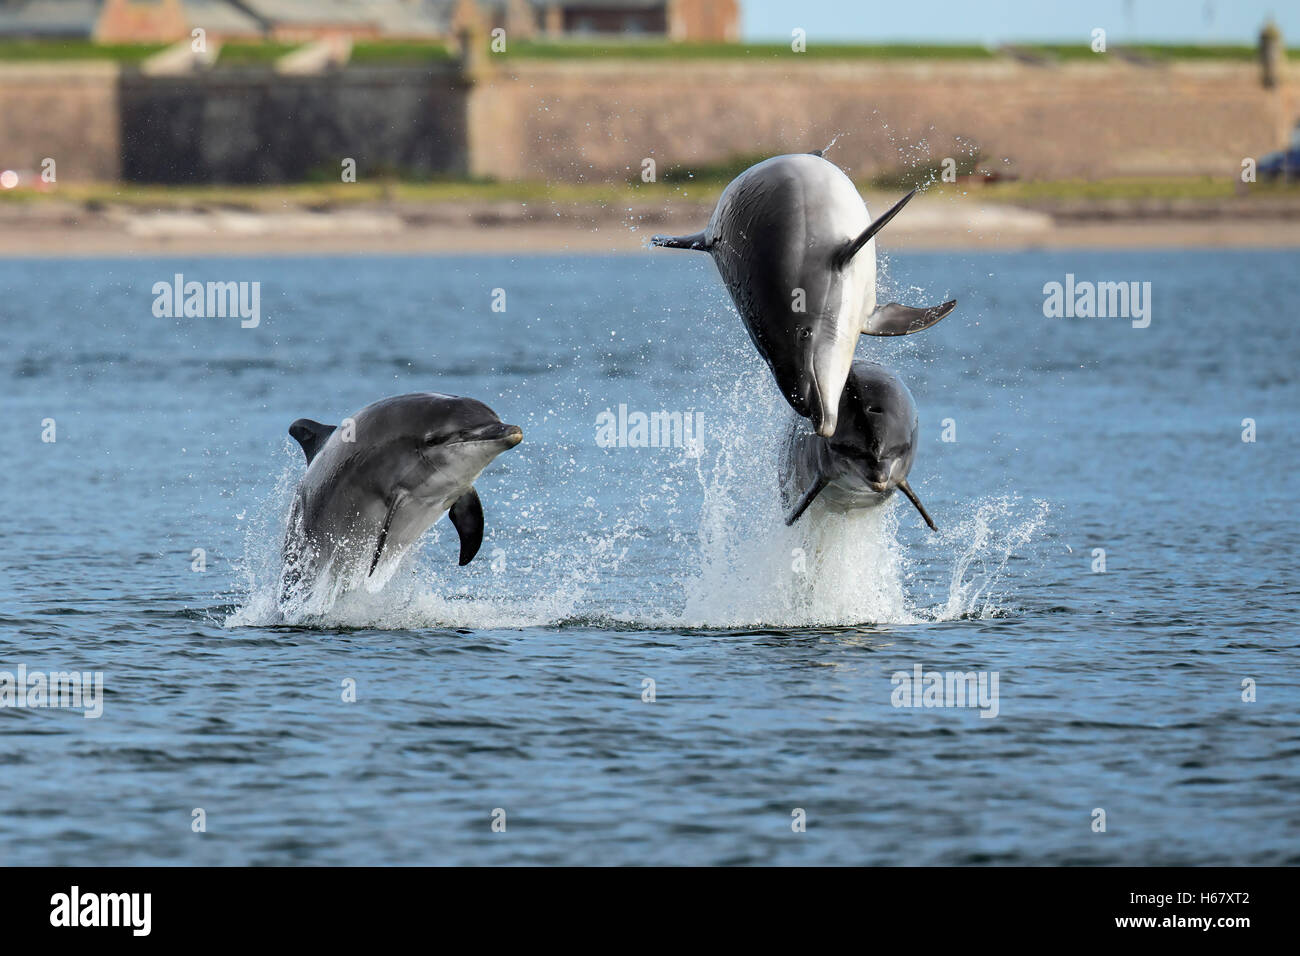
[669,368,912,627]
[224,444,634,630]
[925,495,1050,622]
[662,368,1046,628]
[225,379,1046,631]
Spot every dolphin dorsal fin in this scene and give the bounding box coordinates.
[288,418,336,464]
[835,188,917,268]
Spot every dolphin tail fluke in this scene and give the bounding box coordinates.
[897,479,937,532]
[834,189,917,268]
[449,487,484,566]
[650,230,712,251]
[862,299,957,337]
[785,475,829,526]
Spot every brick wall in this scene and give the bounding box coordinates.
[0,63,122,181]
[95,0,189,44]
[467,59,1296,183]
[0,57,1293,186]
[669,0,740,42]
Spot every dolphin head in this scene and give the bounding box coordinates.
[368,393,523,501]
[827,362,918,495]
[297,392,523,514]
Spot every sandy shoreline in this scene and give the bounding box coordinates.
[2,197,1298,255]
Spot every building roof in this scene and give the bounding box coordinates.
[235,0,381,26]
[0,0,260,38]
[0,0,101,37]
[374,1,454,37]
[237,0,457,35]
[183,0,262,35]
[0,0,682,42]
[532,1,667,9]
[482,1,669,9]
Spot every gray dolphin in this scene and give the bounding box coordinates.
[652,152,955,438]
[779,360,936,530]
[280,392,522,601]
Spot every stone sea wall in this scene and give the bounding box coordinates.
[0,58,1292,184]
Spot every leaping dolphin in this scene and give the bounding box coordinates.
[280,392,523,604]
[652,152,955,438]
[779,360,935,530]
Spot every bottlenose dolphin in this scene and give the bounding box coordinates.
[280,392,522,602]
[779,360,936,530]
[652,152,955,438]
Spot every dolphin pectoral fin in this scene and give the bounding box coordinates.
[785,475,830,526]
[289,418,337,464]
[897,479,937,532]
[368,492,407,577]
[862,299,957,336]
[834,189,917,267]
[448,487,484,567]
[650,230,711,251]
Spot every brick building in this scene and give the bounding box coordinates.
[534,1,739,40]
[0,0,741,43]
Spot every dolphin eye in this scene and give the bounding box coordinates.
[798,327,812,340]
[867,406,885,415]
[424,433,441,446]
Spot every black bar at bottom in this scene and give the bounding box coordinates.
[0,866,1279,942]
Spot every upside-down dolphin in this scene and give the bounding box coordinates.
[652,152,955,438]
[779,360,935,530]
[279,392,522,603]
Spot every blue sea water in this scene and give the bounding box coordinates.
[1,248,1297,865]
